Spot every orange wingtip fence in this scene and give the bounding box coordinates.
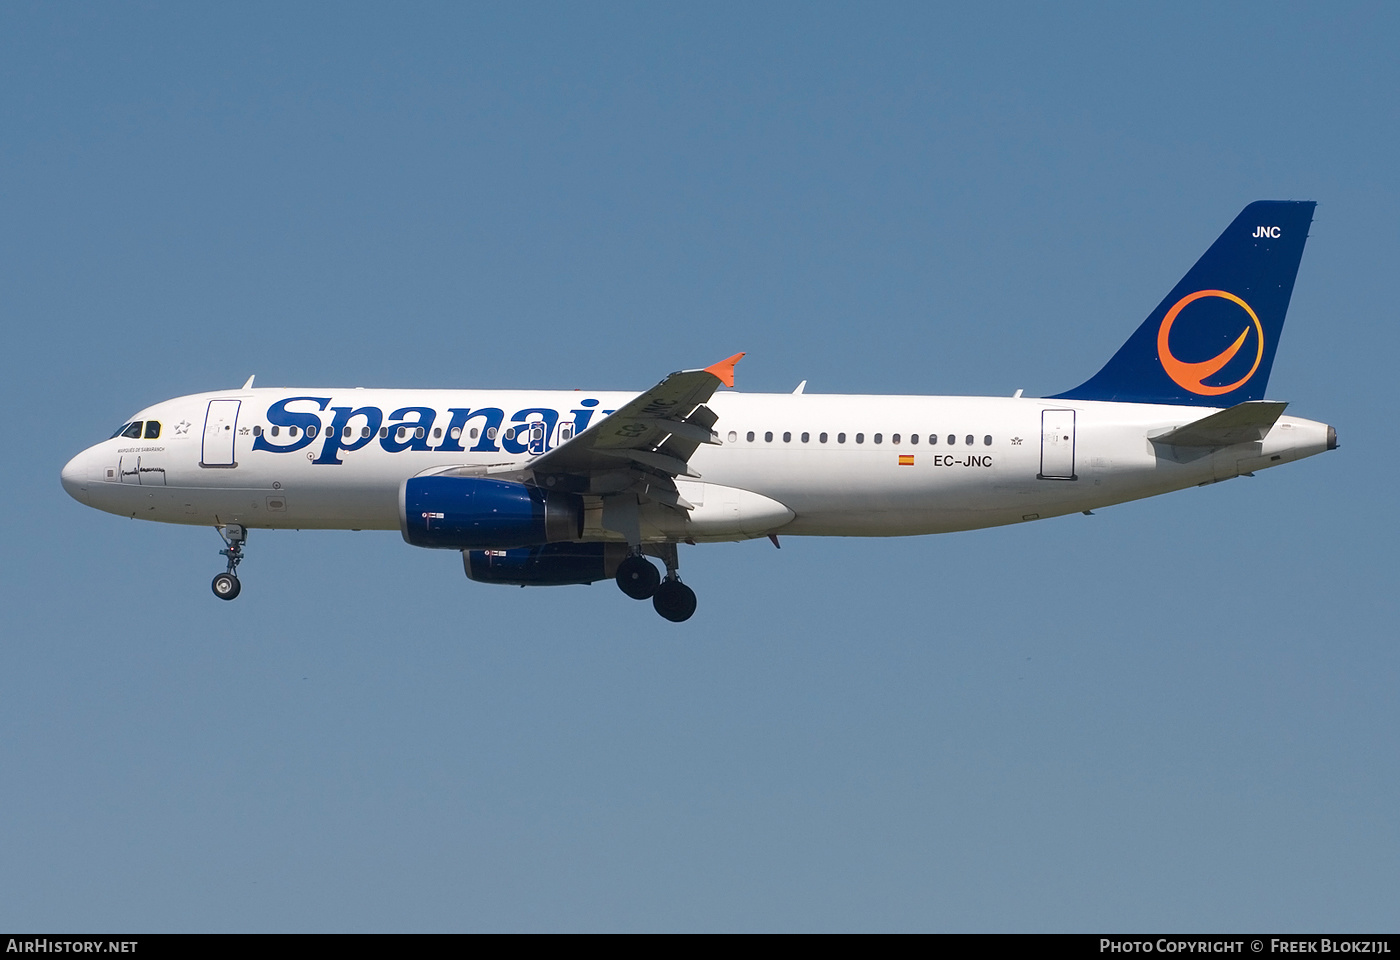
[703,353,746,388]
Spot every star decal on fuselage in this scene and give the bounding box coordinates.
[174,420,191,435]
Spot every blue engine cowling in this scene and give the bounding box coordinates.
[400,476,583,549]
[464,542,628,586]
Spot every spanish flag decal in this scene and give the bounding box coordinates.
[898,455,915,466]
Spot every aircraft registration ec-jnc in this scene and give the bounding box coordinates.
[61,202,1336,621]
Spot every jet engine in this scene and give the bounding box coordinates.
[400,476,583,549]
[464,542,629,586]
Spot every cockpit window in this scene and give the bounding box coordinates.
[117,422,143,439]
[144,421,161,439]
[109,423,133,439]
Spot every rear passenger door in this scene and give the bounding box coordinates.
[1038,409,1076,480]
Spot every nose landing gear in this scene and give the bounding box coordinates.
[211,524,246,600]
[614,543,697,622]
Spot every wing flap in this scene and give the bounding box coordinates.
[595,447,700,478]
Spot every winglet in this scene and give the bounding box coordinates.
[704,353,745,388]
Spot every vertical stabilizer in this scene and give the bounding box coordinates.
[1051,201,1315,406]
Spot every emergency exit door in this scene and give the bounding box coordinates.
[527,420,548,455]
[201,399,241,467]
[1038,409,1077,480]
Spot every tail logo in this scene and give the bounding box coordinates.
[1157,289,1265,396]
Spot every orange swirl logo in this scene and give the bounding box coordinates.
[1157,290,1264,396]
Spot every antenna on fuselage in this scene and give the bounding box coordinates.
[793,380,807,395]
[241,375,255,390]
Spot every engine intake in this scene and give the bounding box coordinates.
[400,476,582,549]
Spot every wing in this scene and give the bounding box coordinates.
[521,353,744,511]
[446,353,744,544]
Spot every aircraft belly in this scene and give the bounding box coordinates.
[82,479,399,529]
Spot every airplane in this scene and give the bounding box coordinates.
[60,201,1336,622]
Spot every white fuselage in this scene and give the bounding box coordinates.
[60,388,1334,543]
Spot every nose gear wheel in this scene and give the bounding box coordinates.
[212,572,241,599]
[212,524,247,601]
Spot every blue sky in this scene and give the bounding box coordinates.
[2,2,1396,931]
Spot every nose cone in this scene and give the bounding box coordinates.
[61,451,90,505]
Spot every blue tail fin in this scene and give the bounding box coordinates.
[1050,201,1315,406]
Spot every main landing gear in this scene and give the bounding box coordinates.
[211,523,246,601]
[615,544,697,622]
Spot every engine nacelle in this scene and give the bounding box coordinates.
[400,476,583,549]
[464,542,628,586]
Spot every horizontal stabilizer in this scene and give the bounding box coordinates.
[1150,400,1288,448]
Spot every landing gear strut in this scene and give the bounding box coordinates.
[212,523,246,600]
[612,543,697,622]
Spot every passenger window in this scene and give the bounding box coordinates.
[838,433,846,443]
[728,431,737,443]
[965,435,974,445]
[451,427,462,440]
[984,435,992,446]
[472,428,481,440]
[910,433,918,444]
[144,421,161,439]
[308,426,319,438]
[801,432,810,443]
[819,432,828,443]
[379,427,388,438]
[782,431,791,443]
[946,434,955,445]
[892,434,900,444]
[253,425,263,437]
[289,426,299,438]
[765,431,773,442]
[362,427,371,438]
[929,434,937,445]
[271,426,280,437]
[433,427,442,439]
[856,433,865,444]
[873,433,882,444]
[747,431,755,442]
[504,427,515,440]
[487,427,497,440]
[121,422,143,439]
[397,427,407,440]
[416,427,426,440]
[343,426,352,438]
